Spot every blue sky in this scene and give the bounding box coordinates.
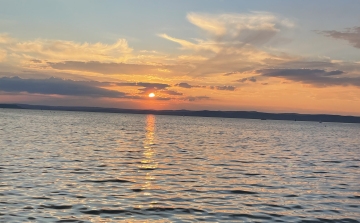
[0,0,360,114]
[1,1,359,46]
[0,1,358,54]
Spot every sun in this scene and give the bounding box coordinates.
[149,93,155,98]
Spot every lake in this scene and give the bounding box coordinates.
[0,108,359,222]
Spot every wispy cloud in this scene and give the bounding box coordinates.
[236,77,257,83]
[161,90,183,96]
[223,71,239,76]
[175,82,203,88]
[160,12,295,77]
[187,11,293,45]
[116,82,172,95]
[181,96,211,101]
[318,27,360,48]
[213,86,236,91]
[116,82,170,89]
[48,61,159,75]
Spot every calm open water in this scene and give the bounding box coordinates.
[0,108,359,222]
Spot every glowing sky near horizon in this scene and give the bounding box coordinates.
[0,0,360,115]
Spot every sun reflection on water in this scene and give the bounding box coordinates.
[137,114,158,196]
[142,114,157,169]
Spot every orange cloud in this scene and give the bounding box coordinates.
[0,34,132,63]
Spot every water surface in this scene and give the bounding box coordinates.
[0,109,359,222]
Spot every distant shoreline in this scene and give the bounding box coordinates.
[1,103,360,124]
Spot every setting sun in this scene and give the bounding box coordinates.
[149,93,155,98]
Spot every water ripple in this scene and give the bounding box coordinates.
[0,109,359,222]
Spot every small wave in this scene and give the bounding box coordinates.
[228,213,272,220]
[322,160,342,163]
[308,209,340,213]
[40,205,73,209]
[81,209,141,215]
[183,189,204,193]
[229,190,257,194]
[145,207,205,213]
[69,171,94,174]
[244,173,261,176]
[81,179,133,183]
[56,220,81,222]
[138,167,156,170]
[81,207,206,216]
[315,217,360,223]
[132,189,143,192]
[32,197,51,200]
[71,160,83,162]
[284,194,298,197]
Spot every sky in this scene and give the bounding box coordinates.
[0,0,360,115]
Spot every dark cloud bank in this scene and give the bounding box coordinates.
[0,77,210,101]
[0,77,175,98]
[257,69,360,88]
[0,76,126,98]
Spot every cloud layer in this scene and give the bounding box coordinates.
[48,61,159,75]
[0,77,212,101]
